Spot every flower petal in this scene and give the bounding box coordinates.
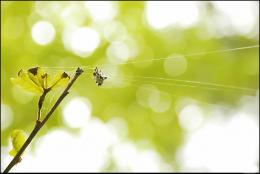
[11,69,43,95]
[49,71,70,89]
[28,67,45,89]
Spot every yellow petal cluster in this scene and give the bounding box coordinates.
[11,67,70,95]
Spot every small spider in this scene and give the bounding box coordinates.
[93,67,107,86]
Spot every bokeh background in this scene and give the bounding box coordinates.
[1,1,259,172]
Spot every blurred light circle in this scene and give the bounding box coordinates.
[178,112,259,172]
[84,1,117,23]
[103,21,127,42]
[136,84,172,113]
[124,36,139,58]
[1,104,13,130]
[145,1,199,29]
[148,88,160,109]
[112,142,138,169]
[63,97,91,128]
[212,1,255,35]
[111,142,164,172]
[61,5,88,27]
[107,117,128,138]
[106,41,130,64]
[35,1,65,22]
[178,104,203,131]
[31,21,56,45]
[70,27,100,57]
[148,91,172,113]
[136,84,157,108]
[164,54,187,77]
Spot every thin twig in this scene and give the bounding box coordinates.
[37,89,50,121]
[3,67,84,173]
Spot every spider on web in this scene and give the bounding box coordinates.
[93,67,107,86]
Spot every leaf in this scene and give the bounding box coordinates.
[49,71,70,89]
[27,67,44,88]
[11,69,43,95]
[9,130,27,157]
[9,149,17,156]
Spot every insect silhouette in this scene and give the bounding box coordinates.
[93,67,107,86]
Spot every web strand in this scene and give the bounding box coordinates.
[80,72,257,95]
[39,45,259,70]
[116,45,259,65]
[37,45,258,95]
[117,79,239,111]
[115,75,257,93]
[118,77,257,95]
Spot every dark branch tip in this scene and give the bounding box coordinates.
[76,67,84,75]
[61,72,69,79]
[28,67,39,76]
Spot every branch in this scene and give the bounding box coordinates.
[3,67,84,173]
[37,89,50,121]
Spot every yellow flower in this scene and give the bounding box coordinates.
[11,67,70,95]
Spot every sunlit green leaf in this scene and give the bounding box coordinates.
[10,69,43,95]
[9,130,27,157]
[10,67,70,95]
[27,67,45,88]
[49,71,70,89]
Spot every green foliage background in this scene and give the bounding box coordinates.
[1,1,259,171]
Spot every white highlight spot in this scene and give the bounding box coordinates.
[145,1,199,29]
[70,27,100,57]
[178,113,259,172]
[112,142,162,172]
[1,104,13,130]
[1,117,171,172]
[63,97,91,128]
[31,21,56,45]
[63,27,100,57]
[178,104,204,131]
[213,1,256,35]
[107,41,130,64]
[84,1,117,23]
